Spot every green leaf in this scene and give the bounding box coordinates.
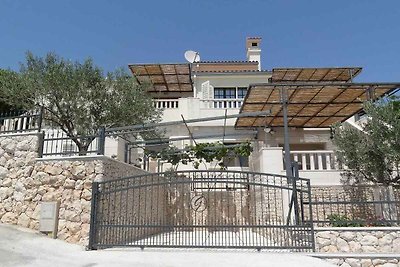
[332,96,400,186]
[0,52,161,152]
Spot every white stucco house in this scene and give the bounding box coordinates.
[119,37,398,186]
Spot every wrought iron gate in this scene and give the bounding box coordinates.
[89,170,315,251]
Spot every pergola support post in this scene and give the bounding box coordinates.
[366,86,376,101]
[281,87,301,226]
[281,88,292,178]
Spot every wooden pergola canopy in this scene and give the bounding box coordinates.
[272,67,362,82]
[236,83,400,128]
[128,63,193,92]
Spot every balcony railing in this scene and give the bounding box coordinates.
[0,109,43,134]
[284,150,343,171]
[200,99,243,109]
[39,128,105,157]
[154,99,179,109]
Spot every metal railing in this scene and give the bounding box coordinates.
[305,185,400,226]
[0,109,42,134]
[200,99,243,109]
[284,150,343,171]
[89,170,314,251]
[0,109,108,158]
[39,128,105,157]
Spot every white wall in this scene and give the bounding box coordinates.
[193,73,271,99]
[259,127,334,149]
[104,137,118,158]
[294,170,342,185]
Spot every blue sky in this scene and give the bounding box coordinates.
[1,0,399,82]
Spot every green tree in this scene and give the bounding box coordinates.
[332,96,400,186]
[0,52,161,152]
[0,69,24,113]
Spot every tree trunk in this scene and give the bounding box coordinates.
[73,137,95,156]
[78,144,89,156]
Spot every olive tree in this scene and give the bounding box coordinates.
[332,96,400,186]
[0,52,161,152]
[0,69,24,113]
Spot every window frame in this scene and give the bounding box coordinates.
[213,87,247,100]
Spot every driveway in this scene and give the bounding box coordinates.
[0,224,334,267]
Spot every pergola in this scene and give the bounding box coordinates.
[235,82,399,128]
[105,111,270,169]
[235,67,400,177]
[271,67,362,82]
[128,63,193,92]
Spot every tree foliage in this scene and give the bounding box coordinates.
[0,52,161,152]
[146,141,253,170]
[332,96,400,186]
[0,69,24,113]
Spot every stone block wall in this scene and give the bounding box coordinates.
[33,159,102,244]
[315,228,400,253]
[0,133,148,246]
[316,228,400,266]
[323,257,400,267]
[0,134,41,228]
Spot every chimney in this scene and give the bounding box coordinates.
[246,37,262,70]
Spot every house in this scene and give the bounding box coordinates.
[122,37,399,186]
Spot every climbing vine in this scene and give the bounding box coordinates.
[145,141,253,169]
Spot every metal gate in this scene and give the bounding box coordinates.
[89,170,315,251]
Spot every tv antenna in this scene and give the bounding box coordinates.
[184,50,201,63]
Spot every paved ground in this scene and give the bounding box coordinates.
[131,229,276,247]
[0,223,334,267]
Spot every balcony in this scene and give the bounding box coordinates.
[284,150,343,171]
[154,98,243,110]
[258,147,344,185]
[154,99,179,109]
[154,98,243,126]
[200,99,243,109]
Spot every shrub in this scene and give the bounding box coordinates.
[327,214,364,227]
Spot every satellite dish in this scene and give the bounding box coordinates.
[184,50,200,63]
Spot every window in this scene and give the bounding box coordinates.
[214,88,236,99]
[252,42,258,47]
[214,87,247,99]
[238,88,247,99]
[212,87,247,108]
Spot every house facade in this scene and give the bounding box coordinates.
[121,37,359,186]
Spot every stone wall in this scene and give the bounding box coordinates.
[33,159,102,245]
[0,133,41,228]
[315,228,400,253]
[315,228,400,266]
[322,257,400,267]
[0,133,148,246]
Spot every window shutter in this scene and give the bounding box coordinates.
[201,81,213,99]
